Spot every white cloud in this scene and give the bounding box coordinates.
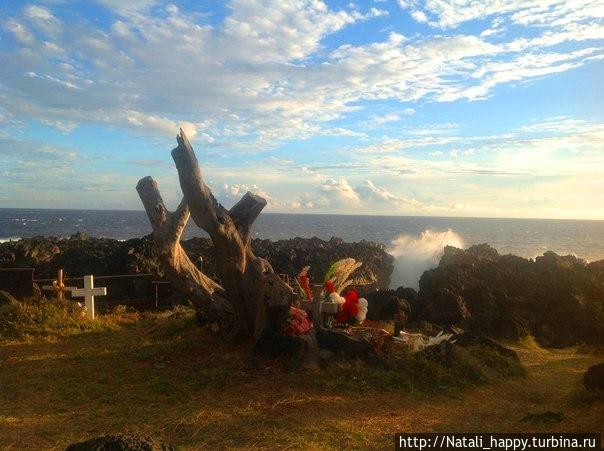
[94,0,158,16]
[222,0,379,63]
[25,5,53,21]
[318,178,362,207]
[398,0,597,29]
[0,0,601,152]
[294,178,431,213]
[411,10,429,23]
[355,180,421,208]
[4,20,36,45]
[216,182,280,208]
[24,4,62,37]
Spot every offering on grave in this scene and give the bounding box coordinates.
[297,266,313,300]
[282,306,312,336]
[295,258,369,328]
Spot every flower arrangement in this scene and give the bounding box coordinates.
[282,306,312,336]
[292,258,369,329]
[329,288,368,325]
[324,258,362,294]
[297,266,313,300]
[323,258,368,326]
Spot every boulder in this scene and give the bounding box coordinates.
[316,328,373,359]
[365,289,411,321]
[413,243,604,346]
[422,289,470,326]
[583,363,604,392]
[65,434,177,451]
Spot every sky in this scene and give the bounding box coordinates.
[0,0,603,219]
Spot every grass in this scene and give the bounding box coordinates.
[517,334,542,350]
[0,299,602,450]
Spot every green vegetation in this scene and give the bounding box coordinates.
[0,297,142,340]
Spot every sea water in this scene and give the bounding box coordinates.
[1,208,603,288]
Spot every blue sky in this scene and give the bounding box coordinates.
[0,0,602,219]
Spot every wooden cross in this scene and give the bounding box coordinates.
[42,269,76,300]
[298,284,340,329]
[71,275,107,319]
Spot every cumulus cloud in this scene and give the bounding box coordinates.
[216,182,280,209]
[293,178,428,213]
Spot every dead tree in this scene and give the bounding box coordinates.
[137,130,293,338]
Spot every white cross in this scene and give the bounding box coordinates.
[71,275,107,319]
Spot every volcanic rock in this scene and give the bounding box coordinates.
[583,363,604,392]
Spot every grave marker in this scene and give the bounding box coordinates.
[42,269,75,300]
[71,275,107,319]
[298,284,340,329]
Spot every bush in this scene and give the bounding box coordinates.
[0,297,110,339]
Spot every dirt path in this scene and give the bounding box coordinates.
[0,324,602,450]
[391,346,603,433]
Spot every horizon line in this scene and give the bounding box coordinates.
[0,206,602,222]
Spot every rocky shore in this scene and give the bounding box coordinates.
[1,235,603,347]
[395,244,604,347]
[0,233,394,291]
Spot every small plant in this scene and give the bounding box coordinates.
[0,297,110,339]
[324,258,362,294]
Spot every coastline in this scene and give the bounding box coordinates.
[2,209,604,262]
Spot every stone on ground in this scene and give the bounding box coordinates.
[65,434,177,451]
[583,362,604,392]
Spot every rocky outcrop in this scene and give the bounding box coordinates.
[583,363,604,392]
[409,244,604,347]
[251,237,393,293]
[0,235,394,291]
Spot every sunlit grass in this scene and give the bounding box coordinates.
[0,302,600,450]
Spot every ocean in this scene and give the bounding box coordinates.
[1,207,603,256]
[2,208,603,288]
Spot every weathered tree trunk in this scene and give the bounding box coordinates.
[137,130,293,339]
[136,177,234,327]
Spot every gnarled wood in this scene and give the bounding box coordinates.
[229,192,267,241]
[170,129,294,338]
[138,130,293,339]
[136,176,233,326]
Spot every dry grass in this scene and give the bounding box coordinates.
[0,305,602,450]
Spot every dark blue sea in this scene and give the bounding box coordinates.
[1,208,603,261]
[2,208,602,287]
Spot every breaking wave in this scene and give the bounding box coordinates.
[0,237,20,243]
[388,229,464,289]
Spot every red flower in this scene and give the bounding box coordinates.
[345,289,358,304]
[337,289,359,324]
[325,280,335,294]
[298,267,313,300]
[282,306,312,336]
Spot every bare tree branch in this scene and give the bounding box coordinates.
[229,192,267,241]
[142,129,293,338]
[171,129,227,234]
[136,176,233,324]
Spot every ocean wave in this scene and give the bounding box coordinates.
[388,229,464,290]
[0,237,21,243]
